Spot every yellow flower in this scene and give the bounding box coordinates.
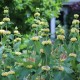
[0,22,4,25]
[31,36,39,41]
[0,29,5,35]
[6,66,12,69]
[42,40,52,45]
[60,59,65,62]
[72,20,79,25]
[1,72,9,76]
[26,65,33,69]
[2,70,15,76]
[39,21,45,25]
[35,20,40,24]
[70,37,77,42]
[41,65,50,71]
[71,28,79,33]
[14,30,20,34]
[58,66,64,71]
[4,30,11,35]
[15,52,22,56]
[0,30,11,35]
[44,22,48,26]
[47,40,52,44]
[38,63,41,67]
[15,62,23,66]
[41,33,48,37]
[36,8,40,12]
[2,54,7,58]
[34,12,40,17]
[8,70,15,75]
[4,10,9,14]
[32,24,37,28]
[59,28,65,34]
[74,14,79,18]
[36,76,45,80]
[3,17,10,22]
[14,38,21,42]
[57,35,65,40]
[40,49,44,53]
[69,53,77,57]
[41,28,49,32]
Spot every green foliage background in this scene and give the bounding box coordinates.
[0,0,66,33]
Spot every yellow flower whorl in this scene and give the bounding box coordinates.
[70,37,77,42]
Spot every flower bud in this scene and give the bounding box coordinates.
[74,14,79,19]
[0,22,4,26]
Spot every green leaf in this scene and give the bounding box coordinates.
[77,63,80,72]
[13,41,21,51]
[0,46,4,59]
[64,67,74,74]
